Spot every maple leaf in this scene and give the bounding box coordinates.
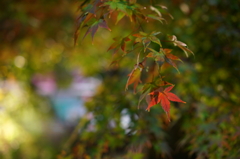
[125,63,144,93]
[74,0,106,45]
[146,85,186,121]
[107,37,131,53]
[83,19,111,42]
[168,35,193,57]
[147,48,165,61]
[146,5,166,24]
[74,12,95,46]
[137,78,173,109]
[163,48,183,62]
[146,48,181,72]
[133,31,162,51]
[100,1,137,23]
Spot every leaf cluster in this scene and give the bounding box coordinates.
[75,0,193,120]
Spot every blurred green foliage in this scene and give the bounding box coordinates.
[0,0,239,159]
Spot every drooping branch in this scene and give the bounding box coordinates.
[75,0,193,121]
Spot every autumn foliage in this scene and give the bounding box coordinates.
[75,0,193,121]
[2,0,240,158]
[146,85,185,121]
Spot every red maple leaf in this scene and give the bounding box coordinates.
[146,85,186,121]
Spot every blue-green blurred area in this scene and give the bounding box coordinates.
[0,0,240,159]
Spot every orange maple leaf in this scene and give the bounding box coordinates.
[125,63,143,93]
[146,85,186,121]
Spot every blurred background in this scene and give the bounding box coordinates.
[0,0,239,159]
